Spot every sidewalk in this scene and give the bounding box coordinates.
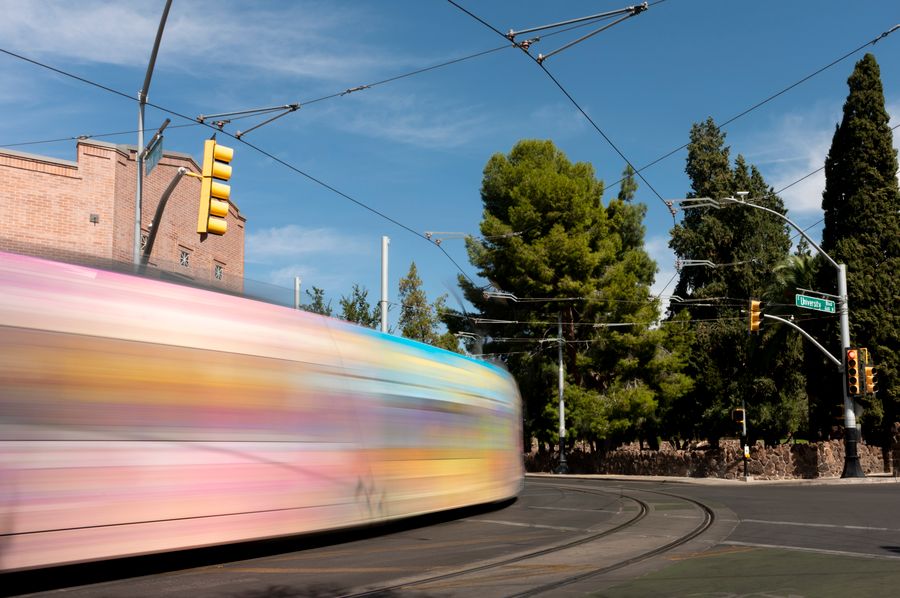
[527,471,900,485]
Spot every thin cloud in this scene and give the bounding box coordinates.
[0,1,390,82]
[744,105,840,215]
[749,98,899,216]
[262,263,348,291]
[246,224,368,262]
[528,102,589,138]
[335,93,490,149]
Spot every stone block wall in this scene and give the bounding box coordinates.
[526,439,887,480]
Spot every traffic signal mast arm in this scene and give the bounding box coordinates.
[675,194,862,477]
[760,313,842,368]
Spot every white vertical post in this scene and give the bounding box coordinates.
[380,236,390,333]
[294,276,302,310]
[556,311,568,473]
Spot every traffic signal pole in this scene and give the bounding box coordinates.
[837,264,864,477]
[134,0,173,266]
[139,167,189,270]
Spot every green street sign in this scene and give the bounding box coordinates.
[795,294,836,313]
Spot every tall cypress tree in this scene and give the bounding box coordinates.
[821,53,900,439]
[668,118,801,444]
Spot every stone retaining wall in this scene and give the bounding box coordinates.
[525,439,887,480]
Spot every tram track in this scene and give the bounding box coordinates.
[344,481,717,597]
[508,482,716,597]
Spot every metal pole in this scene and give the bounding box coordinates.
[134,104,145,266]
[742,398,749,479]
[294,277,302,310]
[380,236,390,333]
[556,311,568,474]
[838,264,864,477]
[134,0,174,265]
[139,167,187,271]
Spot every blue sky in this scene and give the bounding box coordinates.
[1,1,898,322]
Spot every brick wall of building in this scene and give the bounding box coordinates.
[0,140,245,289]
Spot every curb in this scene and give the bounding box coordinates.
[526,472,900,486]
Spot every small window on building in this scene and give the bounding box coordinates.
[179,248,191,268]
[214,263,224,280]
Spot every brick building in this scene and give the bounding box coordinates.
[0,139,245,289]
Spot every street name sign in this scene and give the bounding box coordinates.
[145,136,163,175]
[795,294,836,313]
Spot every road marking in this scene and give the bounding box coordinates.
[529,506,618,513]
[462,518,583,532]
[722,540,900,561]
[227,567,409,574]
[741,518,897,532]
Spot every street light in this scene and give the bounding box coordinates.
[674,194,863,477]
[134,0,173,265]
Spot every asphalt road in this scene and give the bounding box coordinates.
[558,475,900,597]
[6,475,900,597]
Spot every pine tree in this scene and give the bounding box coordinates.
[339,284,380,328]
[455,140,684,449]
[301,286,332,316]
[821,53,900,438]
[398,261,457,350]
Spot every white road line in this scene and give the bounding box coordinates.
[462,518,584,532]
[722,540,900,561]
[741,518,896,532]
[529,506,618,513]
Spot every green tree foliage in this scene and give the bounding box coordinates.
[398,261,459,351]
[820,53,900,438]
[455,140,688,449]
[668,119,802,445]
[301,286,332,316]
[339,284,380,328]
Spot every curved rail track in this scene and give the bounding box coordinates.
[345,480,717,597]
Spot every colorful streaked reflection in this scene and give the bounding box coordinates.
[0,252,523,572]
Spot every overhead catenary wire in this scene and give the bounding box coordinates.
[0,46,482,288]
[445,0,675,221]
[5,10,658,150]
[606,23,900,194]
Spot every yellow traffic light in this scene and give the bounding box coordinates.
[197,138,234,236]
[732,408,745,424]
[748,299,761,333]
[865,366,878,394]
[846,348,860,396]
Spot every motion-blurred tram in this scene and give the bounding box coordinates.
[0,251,523,572]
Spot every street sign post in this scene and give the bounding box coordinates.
[795,294,836,314]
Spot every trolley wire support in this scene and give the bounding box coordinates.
[195,103,302,139]
[505,3,648,63]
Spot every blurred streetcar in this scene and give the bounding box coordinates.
[0,251,523,572]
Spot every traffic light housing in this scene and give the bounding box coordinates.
[845,348,861,396]
[865,365,878,394]
[748,299,762,333]
[197,138,233,236]
[732,408,745,424]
